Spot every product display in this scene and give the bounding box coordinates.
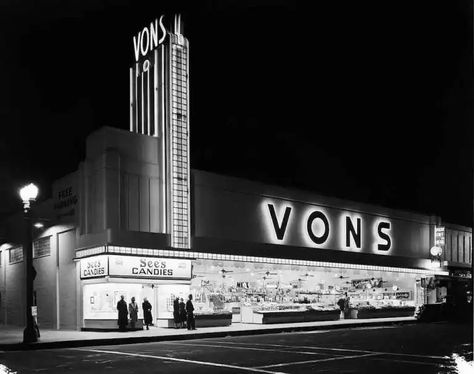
[190,259,423,324]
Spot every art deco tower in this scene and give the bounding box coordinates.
[129,15,190,249]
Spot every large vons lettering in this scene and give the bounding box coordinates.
[376,221,391,251]
[131,258,174,276]
[133,16,167,62]
[345,216,362,249]
[306,211,330,245]
[264,203,392,252]
[267,204,292,240]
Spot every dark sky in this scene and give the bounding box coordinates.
[0,0,472,227]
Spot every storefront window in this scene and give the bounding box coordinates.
[191,260,425,318]
[83,283,153,320]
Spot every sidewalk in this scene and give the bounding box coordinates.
[0,317,416,351]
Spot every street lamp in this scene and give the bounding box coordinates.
[19,183,39,343]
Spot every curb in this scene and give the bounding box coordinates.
[0,319,418,351]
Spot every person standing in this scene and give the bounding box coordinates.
[117,295,128,331]
[129,296,139,329]
[185,294,196,330]
[142,297,153,330]
[343,292,351,319]
[173,297,180,329]
[179,297,187,328]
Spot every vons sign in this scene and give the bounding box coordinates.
[262,201,392,253]
[132,16,166,62]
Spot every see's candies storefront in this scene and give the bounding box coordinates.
[79,255,192,329]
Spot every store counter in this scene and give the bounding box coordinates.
[241,306,340,324]
[354,306,416,319]
[194,312,233,327]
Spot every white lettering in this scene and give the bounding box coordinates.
[133,33,141,62]
[159,15,166,44]
[150,19,158,50]
[133,16,167,62]
[140,27,150,57]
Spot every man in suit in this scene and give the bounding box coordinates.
[185,294,196,330]
[117,295,128,331]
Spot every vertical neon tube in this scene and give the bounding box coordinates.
[147,69,151,136]
[129,67,134,132]
[154,49,159,137]
[134,63,139,133]
[161,46,167,233]
[141,72,144,134]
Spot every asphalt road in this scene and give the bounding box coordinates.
[0,322,472,374]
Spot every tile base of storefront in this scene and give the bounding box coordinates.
[0,316,416,351]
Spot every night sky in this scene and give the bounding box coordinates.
[0,0,472,227]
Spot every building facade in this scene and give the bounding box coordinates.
[0,15,471,330]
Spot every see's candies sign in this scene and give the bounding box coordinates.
[80,255,191,280]
[109,255,191,279]
[80,255,108,279]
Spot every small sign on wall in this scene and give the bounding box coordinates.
[80,255,109,279]
[79,254,192,280]
[435,227,445,248]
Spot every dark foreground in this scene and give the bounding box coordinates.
[0,321,472,374]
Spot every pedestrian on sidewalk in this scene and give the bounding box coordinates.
[343,292,351,319]
[129,297,139,329]
[142,297,153,330]
[117,295,128,332]
[337,294,346,319]
[186,294,196,330]
[179,298,187,328]
[173,297,180,328]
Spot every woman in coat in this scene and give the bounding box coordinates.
[128,296,139,329]
[117,295,128,331]
[142,297,153,330]
[178,298,187,328]
[173,297,180,328]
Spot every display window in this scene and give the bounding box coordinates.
[190,259,428,320]
[156,284,190,319]
[83,282,153,320]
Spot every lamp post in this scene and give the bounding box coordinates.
[19,183,39,343]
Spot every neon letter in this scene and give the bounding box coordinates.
[133,32,141,62]
[140,27,150,57]
[159,15,166,44]
[377,221,391,251]
[150,19,158,50]
[267,204,291,241]
[307,211,330,245]
[346,216,361,248]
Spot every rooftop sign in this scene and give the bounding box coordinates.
[132,16,166,62]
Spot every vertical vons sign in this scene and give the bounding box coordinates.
[132,17,166,63]
[129,15,191,250]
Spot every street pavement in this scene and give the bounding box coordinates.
[0,321,472,373]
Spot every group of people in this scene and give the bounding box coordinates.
[116,296,153,331]
[173,294,196,330]
[116,294,196,331]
